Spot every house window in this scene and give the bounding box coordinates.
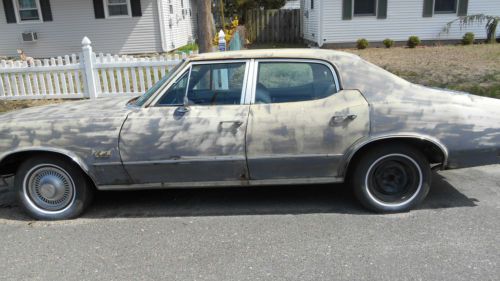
[311,0,314,10]
[181,0,184,8]
[435,0,456,13]
[354,0,376,16]
[16,0,41,22]
[105,0,130,17]
[169,5,174,14]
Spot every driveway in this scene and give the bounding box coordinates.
[0,165,499,281]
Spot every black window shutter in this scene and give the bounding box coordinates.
[423,0,434,17]
[377,0,388,19]
[342,0,352,20]
[131,0,142,17]
[93,0,105,19]
[2,0,16,23]
[39,0,53,21]
[457,0,469,16]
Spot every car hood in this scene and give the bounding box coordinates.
[0,96,134,122]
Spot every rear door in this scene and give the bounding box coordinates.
[245,59,370,180]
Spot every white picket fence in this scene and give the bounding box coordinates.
[0,37,193,100]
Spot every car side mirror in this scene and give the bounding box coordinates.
[174,95,190,115]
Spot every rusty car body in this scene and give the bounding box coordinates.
[0,49,499,219]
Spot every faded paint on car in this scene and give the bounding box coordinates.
[0,49,498,190]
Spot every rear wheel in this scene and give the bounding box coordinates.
[352,145,431,213]
[15,155,93,220]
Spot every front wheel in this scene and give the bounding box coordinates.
[352,145,431,213]
[15,155,93,220]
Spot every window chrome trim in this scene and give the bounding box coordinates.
[245,59,258,104]
[251,58,341,104]
[151,59,251,107]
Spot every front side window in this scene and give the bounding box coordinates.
[187,63,246,105]
[17,0,40,22]
[256,62,337,104]
[135,60,186,106]
[157,71,190,105]
[435,0,456,13]
[106,0,130,17]
[354,0,376,16]
[157,62,246,106]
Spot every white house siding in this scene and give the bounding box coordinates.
[0,0,162,58]
[302,0,319,42]
[320,0,500,45]
[282,0,301,9]
[159,0,195,51]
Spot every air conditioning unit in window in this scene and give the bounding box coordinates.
[22,32,38,42]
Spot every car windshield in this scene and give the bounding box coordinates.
[133,60,186,106]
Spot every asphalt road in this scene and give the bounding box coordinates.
[0,165,499,281]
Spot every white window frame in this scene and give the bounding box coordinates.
[353,0,378,17]
[103,0,132,19]
[434,0,457,14]
[13,0,43,24]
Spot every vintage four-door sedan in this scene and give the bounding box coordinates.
[0,49,499,220]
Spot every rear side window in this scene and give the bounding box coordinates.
[256,62,337,104]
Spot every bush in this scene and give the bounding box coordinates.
[462,32,475,45]
[383,38,394,48]
[356,38,369,49]
[407,36,421,48]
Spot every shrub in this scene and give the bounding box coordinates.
[356,38,369,49]
[462,32,475,45]
[383,38,394,48]
[407,36,421,48]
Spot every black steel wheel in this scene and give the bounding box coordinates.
[352,145,431,213]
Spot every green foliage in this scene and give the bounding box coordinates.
[176,43,198,54]
[225,0,287,17]
[462,32,475,45]
[407,36,421,48]
[356,38,369,50]
[383,38,394,48]
[442,14,499,44]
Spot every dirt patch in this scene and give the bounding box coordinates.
[0,99,69,113]
[344,44,500,98]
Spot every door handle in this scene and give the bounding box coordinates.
[175,106,190,114]
[219,121,243,127]
[330,114,357,125]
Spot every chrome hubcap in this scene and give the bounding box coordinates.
[25,165,75,212]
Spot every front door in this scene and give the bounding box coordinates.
[119,61,251,185]
[246,59,370,180]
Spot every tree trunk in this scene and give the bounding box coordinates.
[197,0,214,53]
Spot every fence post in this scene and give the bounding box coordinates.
[81,37,98,99]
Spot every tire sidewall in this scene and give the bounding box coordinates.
[15,156,92,220]
[353,145,431,213]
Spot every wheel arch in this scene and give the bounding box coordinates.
[0,148,97,187]
[340,134,449,178]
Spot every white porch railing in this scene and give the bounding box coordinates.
[0,37,192,100]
